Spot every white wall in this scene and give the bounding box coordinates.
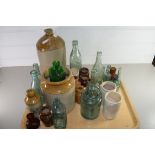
[0,26,155,67]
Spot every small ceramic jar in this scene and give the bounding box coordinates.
[103,91,122,120]
[41,68,75,113]
[100,81,116,105]
[24,89,41,117]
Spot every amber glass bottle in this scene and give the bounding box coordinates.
[36,28,66,73]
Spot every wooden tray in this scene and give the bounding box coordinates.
[21,81,140,129]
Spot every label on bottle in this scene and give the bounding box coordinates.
[38,47,66,73]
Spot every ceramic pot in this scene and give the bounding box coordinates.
[41,68,75,113]
[100,81,116,105]
[103,91,122,120]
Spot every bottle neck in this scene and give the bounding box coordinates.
[72,44,78,51]
[94,52,102,66]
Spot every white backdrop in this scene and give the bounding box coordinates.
[0,26,155,67]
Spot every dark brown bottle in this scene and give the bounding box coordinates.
[40,105,53,127]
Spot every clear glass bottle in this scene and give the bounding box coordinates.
[80,76,102,120]
[114,67,121,91]
[70,40,82,77]
[30,70,45,104]
[92,51,103,84]
[36,28,66,74]
[51,98,67,129]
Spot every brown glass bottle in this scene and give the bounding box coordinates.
[36,28,66,73]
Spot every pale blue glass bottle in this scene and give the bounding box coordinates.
[92,51,103,84]
[80,71,102,120]
[70,40,82,77]
[30,69,45,104]
[52,98,67,129]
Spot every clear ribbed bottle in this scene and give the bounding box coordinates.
[92,51,103,84]
[70,40,82,77]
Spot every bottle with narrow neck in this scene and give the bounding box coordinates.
[92,51,103,84]
[30,70,45,104]
[70,40,82,77]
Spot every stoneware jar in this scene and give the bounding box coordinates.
[103,91,122,120]
[24,89,41,116]
[100,81,116,105]
[41,68,75,113]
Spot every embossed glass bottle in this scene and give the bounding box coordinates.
[92,51,103,84]
[80,73,102,120]
[70,40,82,77]
[52,98,67,129]
[30,70,45,104]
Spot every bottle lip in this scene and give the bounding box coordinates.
[26,89,35,97]
[44,28,53,36]
[72,40,78,46]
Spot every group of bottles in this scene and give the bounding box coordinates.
[69,40,121,120]
[24,63,67,129]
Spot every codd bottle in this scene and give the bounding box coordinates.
[92,51,103,84]
[51,98,67,129]
[80,75,102,120]
[70,40,82,77]
[30,70,45,104]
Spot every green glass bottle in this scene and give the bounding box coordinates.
[80,72,102,120]
[70,40,82,77]
[30,70,45,104]
[92,51,103,84]
[52,98,67,129]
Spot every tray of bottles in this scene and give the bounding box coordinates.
[21,81,139,129]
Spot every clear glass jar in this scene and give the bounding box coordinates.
[70,40,82,77]
[51,98,67,129]
[80,79,102,120]
[92,51,103,84]
[36,28,66,74]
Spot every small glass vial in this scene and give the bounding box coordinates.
[51,98,67,129]
[70,40,82,77]
[92,51,103,84]
[24,89,41,117]
[80,77,102,120]
[30,69,45,104]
